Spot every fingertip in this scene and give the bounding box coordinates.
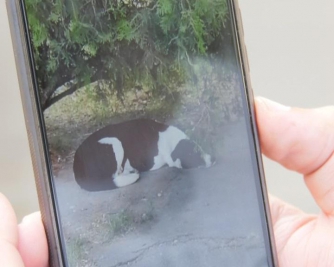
[255,97,291,112]
[18,212,49,267]
[21,211,41,224]
[255,97,293,162]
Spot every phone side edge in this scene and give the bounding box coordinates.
[231,0,279,266]
[6,0,65,266]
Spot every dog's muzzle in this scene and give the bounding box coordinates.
[203,154,215,168]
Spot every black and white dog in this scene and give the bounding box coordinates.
[73,119,214,191]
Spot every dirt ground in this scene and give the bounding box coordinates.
[53,119,270,267]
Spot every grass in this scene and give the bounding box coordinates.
[66,236,90,267]
[106,210,133,236]
[104,206,156,239]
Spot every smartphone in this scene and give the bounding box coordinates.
[7,0,278,266]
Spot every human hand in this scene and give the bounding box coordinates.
[255,97,334,267]
[0,193,48,267]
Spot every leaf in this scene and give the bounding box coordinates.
[157,0,173,15]
[117,19,135,41]
[82,44,98,56]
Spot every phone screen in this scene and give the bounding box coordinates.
[21,0,275,266]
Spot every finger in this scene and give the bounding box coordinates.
[0,193,25,267]
[255,97,334,174]
[305,153,334,215]
[269,195,316,255]
[269,195,304,225]
[0,241,25,267]
[0,193,18,247]
[255,97,334,215]
[18,212,49,267]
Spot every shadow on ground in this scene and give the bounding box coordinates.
[54,120,269,267]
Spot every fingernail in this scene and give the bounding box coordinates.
[21,212,39,224]
[256,97,291,111]
[21,215,31,224]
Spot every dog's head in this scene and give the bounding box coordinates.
[171,139,215,169]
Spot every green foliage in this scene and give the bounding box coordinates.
[25,0,230,110]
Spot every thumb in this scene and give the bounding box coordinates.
[255,97,334,215]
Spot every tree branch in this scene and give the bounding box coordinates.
[42,81,85,111]
[42,64,110,111]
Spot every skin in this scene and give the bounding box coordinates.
[256,97,334,267]
[0,194,48,267]
[0,97,333,267]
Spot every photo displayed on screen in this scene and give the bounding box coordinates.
[25,0,270,266]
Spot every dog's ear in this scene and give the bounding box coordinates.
[171,139,205,169]
[171,139,187,164]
